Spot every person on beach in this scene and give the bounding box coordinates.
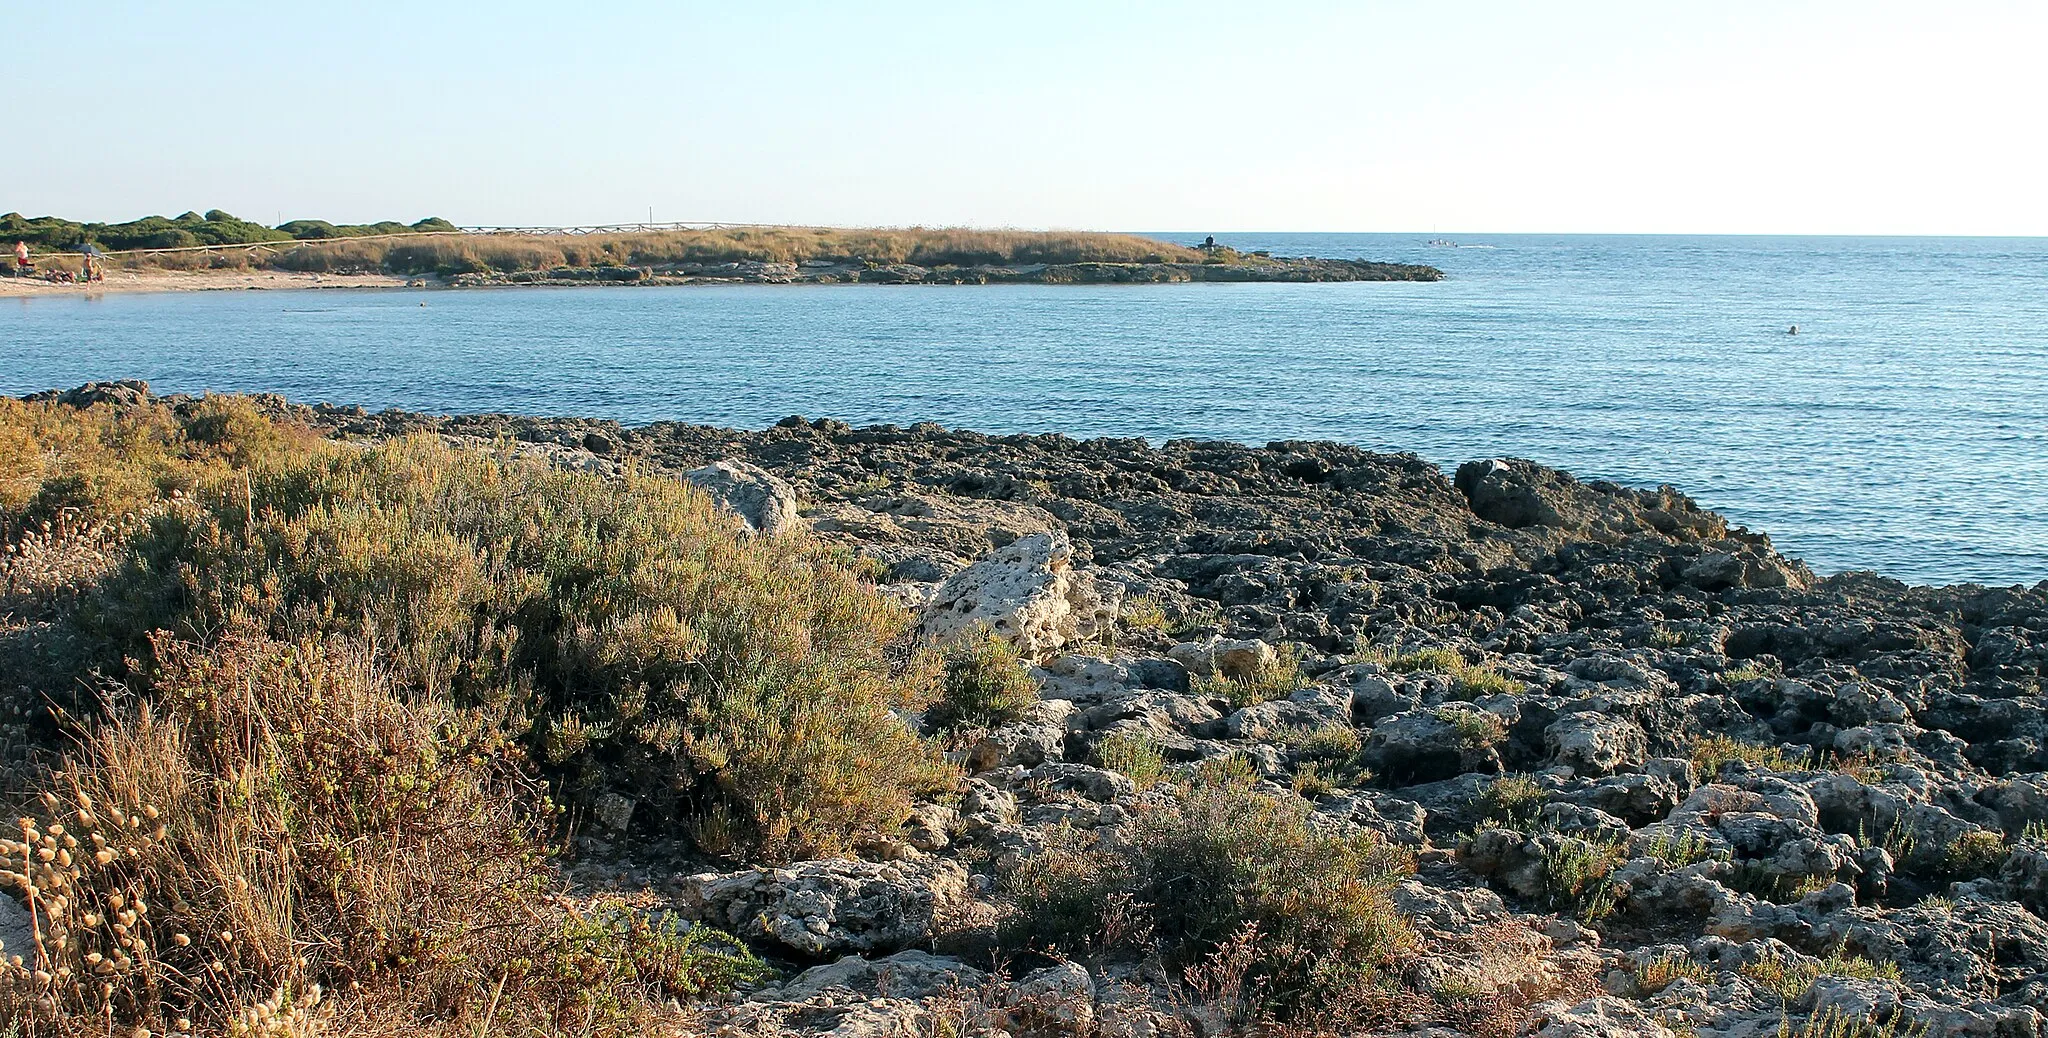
[12,241,29,272]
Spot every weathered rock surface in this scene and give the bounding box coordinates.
[920,530,1118,661]
[156,391,2048,1036]
[684,459,803,535]
[673,858,966,958]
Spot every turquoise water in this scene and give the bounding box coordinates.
[5,233,2046,587]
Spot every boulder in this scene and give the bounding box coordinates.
[772,950,984,1001]
[29,379,152,408]
[921,531,1118,662]
[685,460,804,536]
[674,858,966,958]
[0,893,30,960]
[1523,996,1676,1038]
[1545,712,1649,776]
[1166,637,1278,680]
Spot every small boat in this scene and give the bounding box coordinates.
[1426,238,1458,247]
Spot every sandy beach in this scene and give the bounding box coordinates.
[0,268,418,298]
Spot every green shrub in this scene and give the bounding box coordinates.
[927,624,1037,730]
[1361,647,1520,698]
[1743,950,1901,1004]
[1641,829,1719,868]
[1193,646,1307,708]
[1940,829,2011,880]
[1722,661,1780,684]
[999,779,1415,1013]
[1433,705,1507,749]
[0,395,322,537]
[1776,1007,1926,1038]
[1634,951,1713,994]
[1540,836,1629,919]
[1277,723,1362,761]
[72,433,952,863]
[1477,774,1547,833]
[1374,647,1463,674]
[1690,733,1802,776]
[527,899,772,1028]
[1118,594,1168,636]
[1451,665,1521,698]
[1094,731,1167,789]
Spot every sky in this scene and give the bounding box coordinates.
[12,2,2047,235]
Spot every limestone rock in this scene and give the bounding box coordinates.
[1546,712,1649,776]
[921,531,1118,662]
[685,460,804,536]
[674,858,966,958]
[1523,995,1676,1038]
[773,950,984,1001]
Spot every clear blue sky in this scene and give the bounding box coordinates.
[14,2,2046,234]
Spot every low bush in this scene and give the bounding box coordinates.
[1094,731,1167,789]
[1633,951,1713,994]
[531,899,773,1027]
[1539,835,1628,919]
[999,776,1415,1014]
[1690,733,1804,776]
[1192,646,1306,708]
[0,395,319,537]
[1476,774,1547,833]
[927,624,1037,730]
[1777,1007,1927,1038]
[68,434,951,862]
[0,400,956,865]
[1434,705,1508,749]
[1363,646,1521,698]
[1939,829,2011,880]
[1742,949,1901,1004]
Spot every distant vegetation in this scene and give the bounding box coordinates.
[1,209,457,252]
[2,210,1216,276]
[271,225,1209,276]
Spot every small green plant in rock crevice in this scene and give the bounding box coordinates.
[1193,646,1308,709]
[1476,774,1547,834]
[929,623,1039,730]
[534,899,774,1024]
[1095,730,1168,789]
[1358,646,1521,699]
[1434,705,1508,750]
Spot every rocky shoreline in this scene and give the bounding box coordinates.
[447,254,1444,287]
[16,383,2048,1036]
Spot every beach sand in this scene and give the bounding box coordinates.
[0,268,419,298]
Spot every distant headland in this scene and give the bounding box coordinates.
[0,210,1442,295]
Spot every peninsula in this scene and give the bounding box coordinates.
[0,210,1442,295]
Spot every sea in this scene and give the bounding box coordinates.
[5,233,2045,588]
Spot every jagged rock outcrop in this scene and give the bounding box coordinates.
[919,530,1118,661]
[673,858,967,958]
[207,394,2048,1037]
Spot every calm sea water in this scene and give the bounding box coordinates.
[5,233,2046,587]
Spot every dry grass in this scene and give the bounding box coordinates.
[258,226,1207,276]
[1690,733,1805,776]
[0,630,773,1037]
